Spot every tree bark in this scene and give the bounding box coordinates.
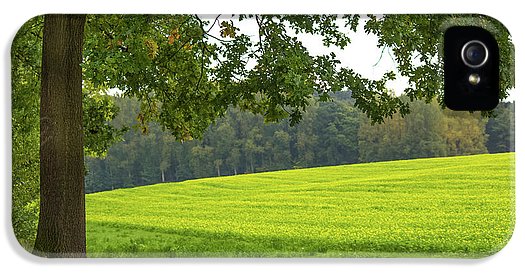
[34,14,87,257]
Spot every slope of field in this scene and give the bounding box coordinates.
[86,153,515,257]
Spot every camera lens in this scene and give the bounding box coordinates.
[461,40,489,68]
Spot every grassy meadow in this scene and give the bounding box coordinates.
[85,153,515,257]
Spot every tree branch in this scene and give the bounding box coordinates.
[206,15,221,33]
[255,15,265,55]
[196,41,205,91]
[203,32,236,43]
[373,45,387,67]
[195,14,236,43]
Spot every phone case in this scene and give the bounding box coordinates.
[11,14,515,258]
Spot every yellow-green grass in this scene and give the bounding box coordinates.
[86,153,515,257]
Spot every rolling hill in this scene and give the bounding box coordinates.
[85,153,515,257]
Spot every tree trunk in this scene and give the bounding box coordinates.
[161,169,165,182]
[34,14,87,257]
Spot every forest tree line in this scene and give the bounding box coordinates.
[85,94,514,193]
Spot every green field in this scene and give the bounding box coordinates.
[86,153,515,257]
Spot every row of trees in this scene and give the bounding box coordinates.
[85,96,514,193]
[12,14,514,256]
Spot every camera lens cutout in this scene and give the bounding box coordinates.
[444,26,499,111]
[461,40,489,68]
